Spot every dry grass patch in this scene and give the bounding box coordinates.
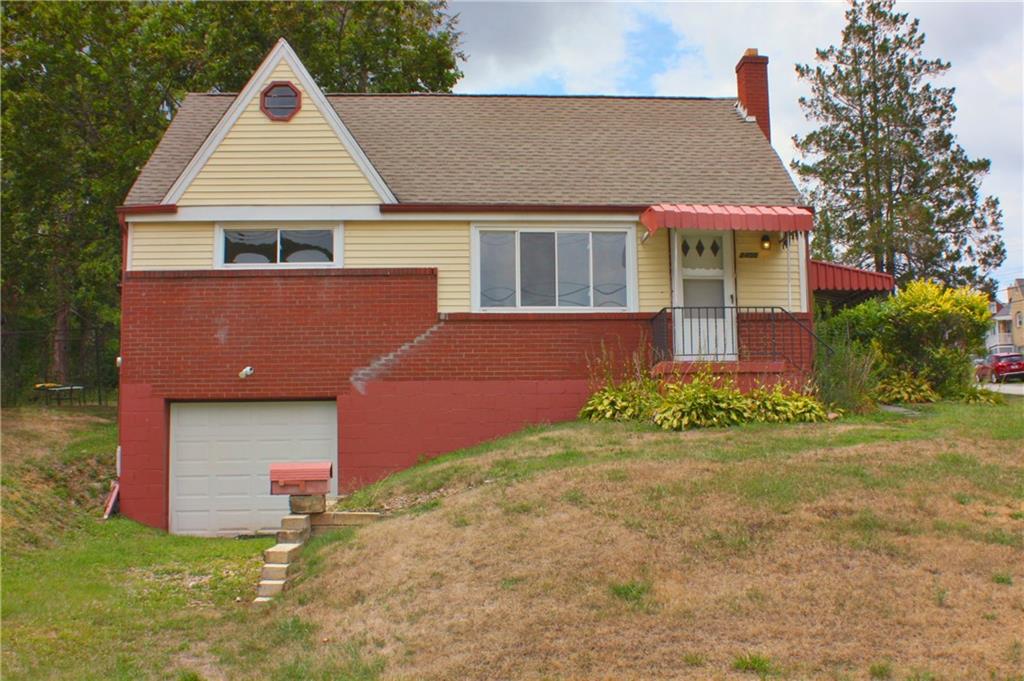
[189,402,1024,680]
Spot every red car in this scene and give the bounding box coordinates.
[976,352,1024,383]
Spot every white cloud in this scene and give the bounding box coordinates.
[452,2,640,94]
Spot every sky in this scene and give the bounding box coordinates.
[448,1,1024,298]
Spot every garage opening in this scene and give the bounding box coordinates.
[169,401,337,536]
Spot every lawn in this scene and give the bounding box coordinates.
[2,400,1022,680]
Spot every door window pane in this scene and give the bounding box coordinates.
[593,232,627,307]
[280,230,333,263]
[682,278,725,318]
[681,235,724,270]
[557,232,590,307]
[480,231,516,307]
[520,232,556,306]
[225,230,276,264]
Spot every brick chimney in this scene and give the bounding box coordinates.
[735,48,770,141]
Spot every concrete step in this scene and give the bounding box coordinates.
[261,562,296,581]
[276,528,310,544]
[253,596,273,604]
[257,579,288,598]
[281,514,311,531]
[263,542,302,564]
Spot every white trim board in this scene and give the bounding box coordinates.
[128,205,381,223]
[161,38,396,206]
[127,205,640,224]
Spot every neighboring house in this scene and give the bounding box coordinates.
[118,40,885,535]
[985,300,1015,353]
[1010,279,1024,352]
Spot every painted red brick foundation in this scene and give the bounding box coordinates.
[118,268,652,529]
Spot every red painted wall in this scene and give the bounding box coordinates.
[118,268,652,528]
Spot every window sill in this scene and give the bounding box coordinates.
[441,311,656,322]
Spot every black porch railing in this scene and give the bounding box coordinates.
[649,306,829,373]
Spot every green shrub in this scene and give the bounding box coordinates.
[651,373,752,430]
[579,376,660,422]
[955,384,1004,405]
[748,384,829,423]
[873,371,939,404]
[821,280,989,398]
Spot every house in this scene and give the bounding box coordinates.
[117,40,885,536]
[985,300,1015,353]
[1008,279,1024,352]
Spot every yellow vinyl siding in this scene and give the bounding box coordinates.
[178,62,381,206]
[637,227,670,312]
[130,222,215,270]
[734,231,804,311]
[344,221,470,312]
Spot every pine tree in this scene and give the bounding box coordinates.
[792,0,1006,293]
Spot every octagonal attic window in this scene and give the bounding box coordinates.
[260,81,300,121]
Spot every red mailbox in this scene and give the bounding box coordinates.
[269,461,333,496]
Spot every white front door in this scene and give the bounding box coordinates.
[169,401,338,536]
[671,230,737,360]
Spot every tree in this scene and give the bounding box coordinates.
[792,0,1006,293]
[1,1,462,398]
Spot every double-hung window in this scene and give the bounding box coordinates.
[219,225,340,267]
[476,227,633,310]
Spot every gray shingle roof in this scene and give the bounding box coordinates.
[125,94,233,206]
[124,93,801,207]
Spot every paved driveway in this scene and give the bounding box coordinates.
[986,381,1024,397]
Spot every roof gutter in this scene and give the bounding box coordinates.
[116,204,178,216]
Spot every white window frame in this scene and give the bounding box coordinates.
[470,223,638,313]
[214,223,344,269]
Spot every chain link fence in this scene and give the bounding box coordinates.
[1,324,119,407]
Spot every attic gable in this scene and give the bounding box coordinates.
[166,39,395,206]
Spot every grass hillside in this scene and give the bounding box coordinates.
[2,400,1022,680]
[226,401,1024,681]
[1,406,118,555]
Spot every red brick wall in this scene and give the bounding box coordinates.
[118,268,654,528]
[736,52,771,140]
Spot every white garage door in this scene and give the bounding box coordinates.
[169,401,337,536]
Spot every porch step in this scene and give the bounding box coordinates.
[257,579,288,597]
[263,542,302,564]
[253,596,273,604]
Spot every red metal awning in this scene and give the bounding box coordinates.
[640,204,814,235]
[809,259,895,293]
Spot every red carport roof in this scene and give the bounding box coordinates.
[640,203,814,234]
[810,259,895,292]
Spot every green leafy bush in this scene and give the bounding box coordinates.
[873,371,939,404]
[819,280,990,399]
[579,376,660,422]
[581,371,830,432]
[954,385,1004,405]
[749,384,830,423]
[651,373,752,430]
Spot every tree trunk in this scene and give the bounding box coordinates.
[50,298,70,384]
